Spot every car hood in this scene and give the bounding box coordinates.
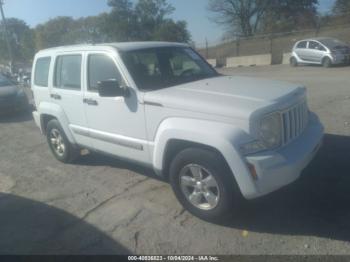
[0,85,18,97]
[143,76,305,119]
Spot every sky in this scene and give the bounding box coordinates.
[1,0,336,46]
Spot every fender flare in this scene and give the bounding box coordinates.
[37,102,76,144]
[152,117,258,197]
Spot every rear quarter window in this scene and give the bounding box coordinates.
[296,41,307,49]
[34,57,51,87]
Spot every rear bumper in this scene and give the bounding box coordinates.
[0,99,29,114]
[244,113,324,199]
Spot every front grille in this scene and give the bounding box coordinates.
[281,100,309,145]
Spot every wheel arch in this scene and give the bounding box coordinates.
[151,117,258,198]
[162,139,227,181]
[322,55,332,64]
[37,102,76,144]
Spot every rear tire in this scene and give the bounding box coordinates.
[322,57,332,68]
[169,148,243,221]
[290,57,298,67]
[46,119,79,163]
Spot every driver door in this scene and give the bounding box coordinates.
[83,52,149,164]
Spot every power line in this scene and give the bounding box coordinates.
[0,0,13,74]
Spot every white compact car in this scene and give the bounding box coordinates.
[291,37,350,67]
[31,42,324,220]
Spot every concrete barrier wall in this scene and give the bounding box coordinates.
[206,59,217,67]
[226,54,272,68]
[282,53,292,65]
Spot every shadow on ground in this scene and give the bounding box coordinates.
[0,193,131,255]
[76,153,166,182]
[0,109,33,123]
[217,133,350,242]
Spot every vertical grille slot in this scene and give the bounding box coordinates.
[282,101,308,146]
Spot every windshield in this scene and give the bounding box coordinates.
[121,46,218,90]
[319,38,348,49]
[0,75,13,87]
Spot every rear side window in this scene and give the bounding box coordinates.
[296,41,307,49]
[34,57,51,87]
[54,55,82,90]
[88,54,124,92]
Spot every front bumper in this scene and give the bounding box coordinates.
[331,54,350,65]
[244,113,324,199]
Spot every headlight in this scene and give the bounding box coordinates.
[259,112,282,149]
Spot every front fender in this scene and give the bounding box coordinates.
[38,102,76,144]
[152,117,258,198]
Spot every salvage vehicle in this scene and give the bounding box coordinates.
[0,74,29,114]
[290,37,350,67]
[31,42,324,219]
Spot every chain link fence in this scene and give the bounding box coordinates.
[197,20,350,67]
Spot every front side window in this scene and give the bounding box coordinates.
[309,41,324,51]
[121,47,218,91]
[34,57,51,87]
[54,55,82,90]
[88,54,124,92]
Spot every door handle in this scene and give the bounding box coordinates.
[50,93,61,100]
[83,98,98,106]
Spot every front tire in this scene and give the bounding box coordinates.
[290,57,298,67]
[322,57,332,68]
[169,148,242,221]
[46,119,79,163]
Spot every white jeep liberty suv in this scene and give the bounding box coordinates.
[31,42,324,220]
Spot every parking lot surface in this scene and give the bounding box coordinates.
[1,65,350,255]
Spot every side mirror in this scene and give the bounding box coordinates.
[98,80,128,97]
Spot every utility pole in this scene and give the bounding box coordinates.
[0,0,13,74]
[205,38,209,59]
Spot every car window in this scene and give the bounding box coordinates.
[296,41,307,49]
[121,47,218,91]
[88,54,125,92]
[54,55,82,90]
[34,57,51,87]
[169,49,202,77]
[309,41,325,51]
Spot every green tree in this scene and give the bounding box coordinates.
[34,17,76,49]
[135,0,175,40]
[333,0,350,15]
[153,20,191,42]
[34,15,108,49]
[105,0,138,41]
[106,0,191,42]
[0,18,35,63]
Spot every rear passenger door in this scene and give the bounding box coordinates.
[51,53,91,147]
